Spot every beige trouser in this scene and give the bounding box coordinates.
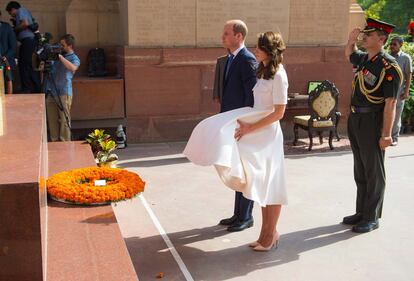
[46,94,72,141]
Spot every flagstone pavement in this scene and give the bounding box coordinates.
[112,134,414,281]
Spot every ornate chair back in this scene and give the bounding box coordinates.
[308,80,339,126]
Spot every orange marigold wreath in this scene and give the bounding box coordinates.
[47,167,145,204]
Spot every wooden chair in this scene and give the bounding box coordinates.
[293,80,340,151]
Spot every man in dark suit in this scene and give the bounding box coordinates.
[212,54,227,103]
[213,19,257,232]
[0,11,17,94]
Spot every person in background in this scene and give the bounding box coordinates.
[46,34,80,142]
[6,1,40,93]
[389,36,412,146]
[0,10,16,94]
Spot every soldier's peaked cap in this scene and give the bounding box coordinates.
[362,18,395,35]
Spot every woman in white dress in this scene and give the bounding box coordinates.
[183,31,288,251]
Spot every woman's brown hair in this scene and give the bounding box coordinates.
[256,31,286,80]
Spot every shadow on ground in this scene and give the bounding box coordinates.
[118,157,189,168]
[126,223,356,281]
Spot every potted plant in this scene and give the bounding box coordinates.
[96,139,119,168]
[85,129,119,167]
[85,129,111,157]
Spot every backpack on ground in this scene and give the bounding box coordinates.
[87,48,107,77]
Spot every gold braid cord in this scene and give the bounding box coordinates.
[356,69,386,104]
[354,62,403,105]
[388,62,404,86]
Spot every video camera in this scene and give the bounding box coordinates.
[33,31,63,72]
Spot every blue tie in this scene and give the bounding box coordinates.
[225,54,234,79]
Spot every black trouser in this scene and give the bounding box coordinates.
[19,37,41,93]
[348,112,385,221]
[233,191,254,222]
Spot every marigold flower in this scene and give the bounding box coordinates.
[47,167,145,205]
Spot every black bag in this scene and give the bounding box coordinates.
[87,48,107,77]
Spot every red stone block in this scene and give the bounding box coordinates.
[72,77,125,120]
[0,95,47,281]
[124,66,201,116]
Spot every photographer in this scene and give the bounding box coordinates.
[6,1,40,93]
[45,34,80,142]
[0,10,16,94]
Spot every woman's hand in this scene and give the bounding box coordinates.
[234,120,252,141]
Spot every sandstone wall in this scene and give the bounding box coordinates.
[0,0,356,47]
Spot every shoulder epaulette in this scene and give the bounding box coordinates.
[387,62,403,85]
[381,57,390,68]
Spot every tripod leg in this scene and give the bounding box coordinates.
[46,95,60,141]
[58,95,72,141]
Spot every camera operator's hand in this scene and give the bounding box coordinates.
[14,19,30,33]
[58,54,78,73]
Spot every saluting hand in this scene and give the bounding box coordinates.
[234,120,252,141]
[348,28,361,45]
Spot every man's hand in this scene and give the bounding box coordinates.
[401,92,409,100]
[58,54,78,73]
[379,136,392,150]
[345,27,361,60]
[348,28,361,45]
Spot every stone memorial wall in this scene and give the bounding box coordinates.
[124,0,348,47]
[0,0,352,47]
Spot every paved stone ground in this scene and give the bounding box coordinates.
[113,134,414,281]
[284,136,351,155]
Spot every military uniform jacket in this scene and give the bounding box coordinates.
[350,50,402,109]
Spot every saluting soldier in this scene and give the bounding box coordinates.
[343,18,403,233]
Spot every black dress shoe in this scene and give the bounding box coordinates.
[342,213,363,225]
[227,218,253,232]
[219,215,238,226]
[352,220,379,233]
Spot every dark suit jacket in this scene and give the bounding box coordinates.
[214,47,257,113]
[0,21,17,69]
[213,55,227,103]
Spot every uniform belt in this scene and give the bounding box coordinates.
[350,106,383,114]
